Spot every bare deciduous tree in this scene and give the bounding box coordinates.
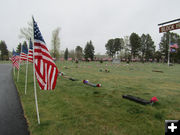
[19,21,33,41]
[51,28,60,58]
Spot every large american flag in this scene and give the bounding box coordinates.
[28,38,33,63]
[33,18,58,90]
[21,44,28,61]
[11,49,20,70]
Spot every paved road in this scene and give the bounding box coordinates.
[0,64,29,135]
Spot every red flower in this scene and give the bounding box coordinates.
[96,84,101,87]
[150,96,158,103]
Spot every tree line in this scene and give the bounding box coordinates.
[1,21,180,63]
[105,32,180,63]
[105,33,155,62]
[16,21,180,63]
[63,40,94,61]
[62,32,180,63]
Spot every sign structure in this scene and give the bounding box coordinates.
[159,22,180,33]
[158,18,180,66]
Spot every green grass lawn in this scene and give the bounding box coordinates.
[14,61,180,135]
[0,60,11,64]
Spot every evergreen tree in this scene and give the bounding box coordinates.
[154,51,162,62]
[69,49,75,60]
[130,33,141,59]
[75,46,83,60]
[114,38,123,56]
[0,40,9,60]
[23,41,28,49]
[84,40,95,61]
[140,34,146,61]
[16,43,22,54]
[140,34,155,61]
[64,48,68,60]
[105,39,115,57]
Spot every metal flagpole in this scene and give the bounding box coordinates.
[17,45,22,82]
[168,32,171,66]
[13,66,15,76]
[25,44,29,95]
[32,16,40,124]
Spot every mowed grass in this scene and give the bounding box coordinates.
[14,61,180,135]
[0,60,11,64]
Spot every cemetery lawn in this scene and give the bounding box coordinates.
[14,62,180,135]
[0,60,11,64]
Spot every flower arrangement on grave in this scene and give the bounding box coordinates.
[83,80,101,87]
[150,96,158,103]
[96,84,101,87]
[58,72,64,76]
[83,80,89,84]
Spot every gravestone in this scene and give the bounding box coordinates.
[112,53,120,64]
[112,58,120,64]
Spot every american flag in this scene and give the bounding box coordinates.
[170,43,179,49]
[170,43,179,52]
[21,44,28,61]
[28,38,33,63]
[11,49,20,70]
[171,48,176,52]
[33,18,58,90]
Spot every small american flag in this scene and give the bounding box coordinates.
[28,38,33,63]
[171,48,176,52]
[21,44,28,61]
[170,43,179,52]
[170,43,179,49]
[11,49,20,70]
[33,18,58,90]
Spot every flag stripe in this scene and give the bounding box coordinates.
[28,49,33,63]
[28,38,33,63]
[48,65,52,89]
[51,67,56,89]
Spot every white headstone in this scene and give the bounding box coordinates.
[112,53,120,64]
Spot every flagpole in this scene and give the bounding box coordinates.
[17,60,20,82]
[17,45,22,82]
[25,47,29,95]
[13,66,15,76]
[32,16,40,124]
[168,32,171,66]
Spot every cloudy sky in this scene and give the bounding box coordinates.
[0,0,180,54]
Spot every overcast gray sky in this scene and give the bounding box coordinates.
[0,0,180,54]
